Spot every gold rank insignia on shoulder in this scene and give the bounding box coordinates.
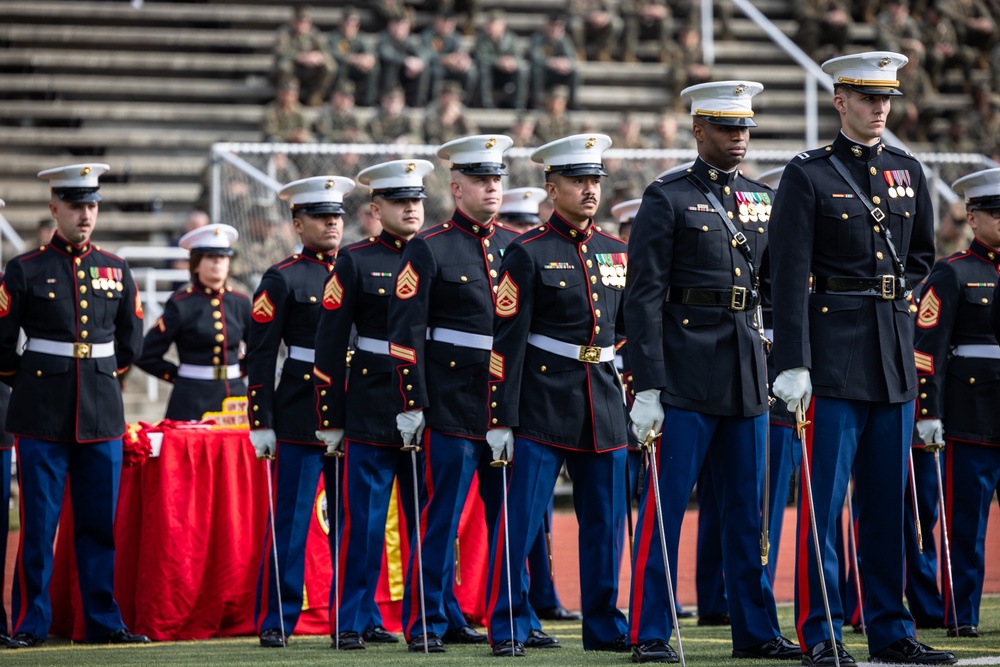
[595,253,627,288]
[495,273,518,318]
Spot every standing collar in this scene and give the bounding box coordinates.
[49,233,93,257]
[449,209,495,238]
[691,157,739,187]
[379,229,408,252]
[833,132,885,162]
[969,237,1000,269]
[544,212,593,244]
[302,246,337,265]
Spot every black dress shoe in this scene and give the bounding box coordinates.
[492,639,525,657]
[733,635,801,660]
[676,608,696,619]
[524,628,560,648]
[102,629,151,644]
[869,637,956,664]
[697,613,730,626]
[631,639,678,663]
[946,624,979,638]
[803,640,856,667]
[259,627,287,648]
[593,634,630,652]
[408,633,446,652]
[442,625,488,644]
[0,633,9,647]
[535,605,582,621]
[331,631,366,650]
[7,632,43,649]
[363,625,399,643]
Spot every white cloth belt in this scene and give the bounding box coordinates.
[426,327,493,351]
[952,344,1000,360]
[25,338,115,359]
[287,346,315,363]
[527,332,615,364]
[177,363,242,380]
[355,336,390,355]
[763,328,774,340]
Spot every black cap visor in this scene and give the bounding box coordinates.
[837,83,903,97]
[293,202,345,216]
[451,162,507,176]
[548,163,607,177]
[191,247,235,257]
[969,194,1000,210]
[498,212,541,225]
[373,187,427,200]
[53,187,102,203]
[700,115,758,128]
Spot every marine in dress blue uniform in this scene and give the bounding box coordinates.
[497,186,581,624]
[0,165,148,648]
[485,133,629,656]
[769,52,953,666]
[0,199,13,647]
[625,82,798,664]
[913,168,1000,638]
[313,159,435,649]
[136,224,250,420]
[248,175,353,648]
[387,135,516,652]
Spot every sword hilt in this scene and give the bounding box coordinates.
[489,459,510,468]
[760,534,770,566]
[324,450,344,458]
[925,441,945,453]
[794,403,811,437]
[641,430,662,450]
[401,444,422,453]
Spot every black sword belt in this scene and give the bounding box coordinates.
[666,286,760,311]
[814,275,909,300]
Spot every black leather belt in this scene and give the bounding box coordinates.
[666,286,760,311]
[814,275,908,300]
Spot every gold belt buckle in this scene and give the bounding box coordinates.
[73,342,91,359]
[578,345,602,364]
[730,286,748,311]
[880,275,896,300]
[213,365,227,380]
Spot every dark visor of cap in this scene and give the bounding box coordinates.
[293,201,345,216]
[451,162,507,176]
[548,163,607,177]
[498,212,541,224]
[836,83,903,97]
[191,246,236,257]
[969,194,1000,209]
[373,186,427,200]
[53,186,102,203]
[700,115,758,128]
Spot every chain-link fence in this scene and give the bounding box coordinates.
[210,142,994,291]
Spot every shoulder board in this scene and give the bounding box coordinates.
[275,254,303,270]
[792,146,831,162]
[653,169,690,186]
[420,221,453,238]
[342,238,376,253]
[882,144,914,158]
[944,249,971,263]
[738,173,773,192]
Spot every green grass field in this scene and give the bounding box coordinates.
[5,597,1000,666]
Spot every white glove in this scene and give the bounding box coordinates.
[630,389,664,442]
[249,428,277,459]
[486,427,514,461]
[917,419,944,446]
[773,367,812,413]
[316,428,345,455]
[396,409,425,447]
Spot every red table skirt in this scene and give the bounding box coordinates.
[49,428,488,641]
